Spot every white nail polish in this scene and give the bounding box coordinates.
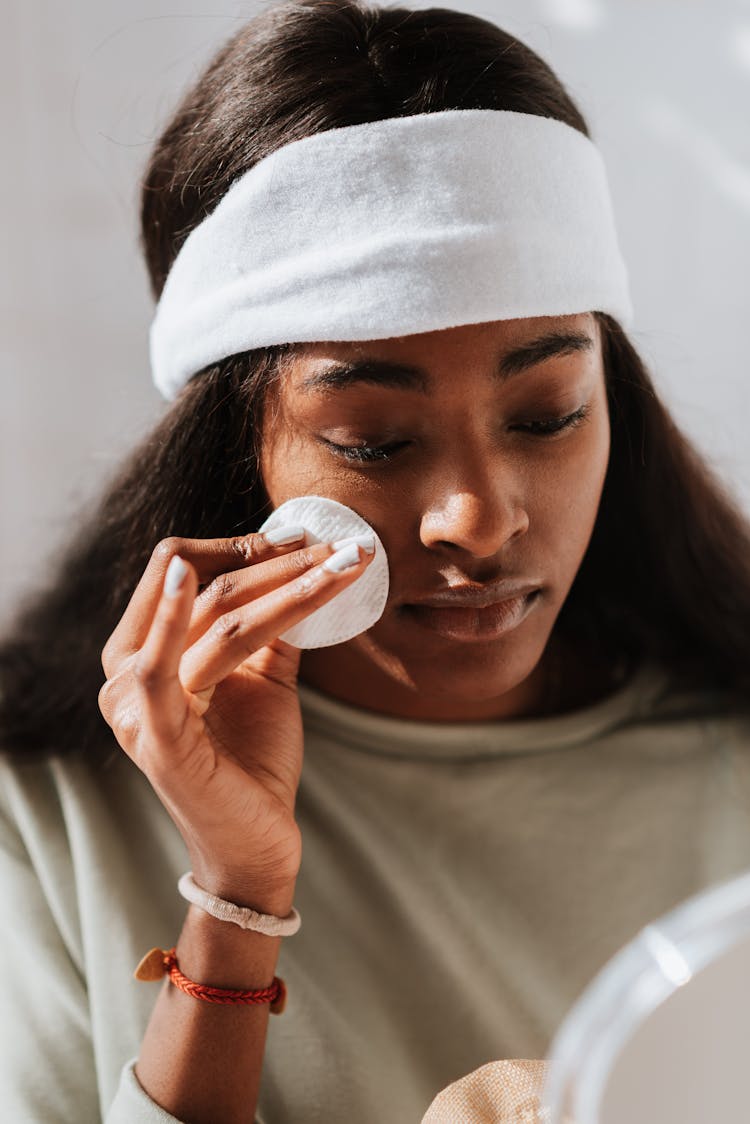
[263,524,307,546]
[331,533,376,554]
[164,555,188,597]
[322,542,362,572]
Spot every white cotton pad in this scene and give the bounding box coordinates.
[258,495,390,649]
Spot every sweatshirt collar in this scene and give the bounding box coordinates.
[297,658,671,760]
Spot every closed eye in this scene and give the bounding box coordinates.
[517,404,590,437]
[320,406,591,466]
[319,438,410,463]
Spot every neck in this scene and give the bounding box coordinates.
[299,634,634,722]
[298,633,593,722]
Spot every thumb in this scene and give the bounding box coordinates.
[248,638,303,688]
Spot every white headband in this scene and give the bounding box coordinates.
[149,108,633,401]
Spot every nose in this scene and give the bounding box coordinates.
[418,456,529,560]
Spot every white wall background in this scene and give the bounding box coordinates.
[2,0,749,630]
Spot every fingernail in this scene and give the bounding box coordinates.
[331,533,375,555]
[263,525,307,546]
[164,555,188,597]
[322,542,362,573]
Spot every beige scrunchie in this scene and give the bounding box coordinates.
[421,1060,550,1124]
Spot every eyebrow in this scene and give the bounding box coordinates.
[299,329,595,394]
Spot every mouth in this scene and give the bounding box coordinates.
[401,589,541,643]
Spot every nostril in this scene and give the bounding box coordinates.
[419,496,528,556]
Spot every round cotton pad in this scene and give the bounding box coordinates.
[258,495,390,649]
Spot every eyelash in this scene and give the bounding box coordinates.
[323,405,591,464]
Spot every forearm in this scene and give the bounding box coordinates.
[134,885,296,1124]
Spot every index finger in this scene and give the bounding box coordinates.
[102,527,307,676]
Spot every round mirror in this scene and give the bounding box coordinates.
[542,870,750,1123]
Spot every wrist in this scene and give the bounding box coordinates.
[208,885,298,918]
[176,905,284,988]
[188,868,299,917]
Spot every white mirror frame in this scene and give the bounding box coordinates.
[542,869,750,1123]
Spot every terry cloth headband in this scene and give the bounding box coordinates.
[149,108,634,401]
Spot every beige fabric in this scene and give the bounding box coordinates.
[421,1060,549,1123]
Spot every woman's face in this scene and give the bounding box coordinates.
[259,312,611,720]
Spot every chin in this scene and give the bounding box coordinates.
[412,653,540,701]
[361,628,548,703]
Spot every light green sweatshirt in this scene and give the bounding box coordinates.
[1,658,749,1123]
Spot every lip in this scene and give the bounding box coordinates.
[406,580,542,610]
[402,590,540,643]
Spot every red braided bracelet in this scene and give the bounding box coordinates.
[134,946,287,1014]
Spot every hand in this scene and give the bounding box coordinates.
[98,529,373,911]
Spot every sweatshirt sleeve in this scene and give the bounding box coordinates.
[0,761,266,1123]
[0,765,186,1124]
[0,774,102,1120]
[106,1059,187,1123]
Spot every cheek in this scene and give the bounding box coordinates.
[535,409,611,568]
[570,404,611,509]
[260,423,332,502]
[259,425,398,533]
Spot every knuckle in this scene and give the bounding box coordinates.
[199,570,236,608]
[97,679,115,721]
[210,612,245,645]
[229,535,263,565]
[151,537,186,566]
[99,685,143,744]
[289,570,319,601]
[98,665,133,720]
[114,703,143,745]
[100,638,115,678]
[284,547,318,574]
[131,653,165,693]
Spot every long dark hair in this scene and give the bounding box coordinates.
[2,0,749,764]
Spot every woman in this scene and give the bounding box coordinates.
[1,1,750,1122]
